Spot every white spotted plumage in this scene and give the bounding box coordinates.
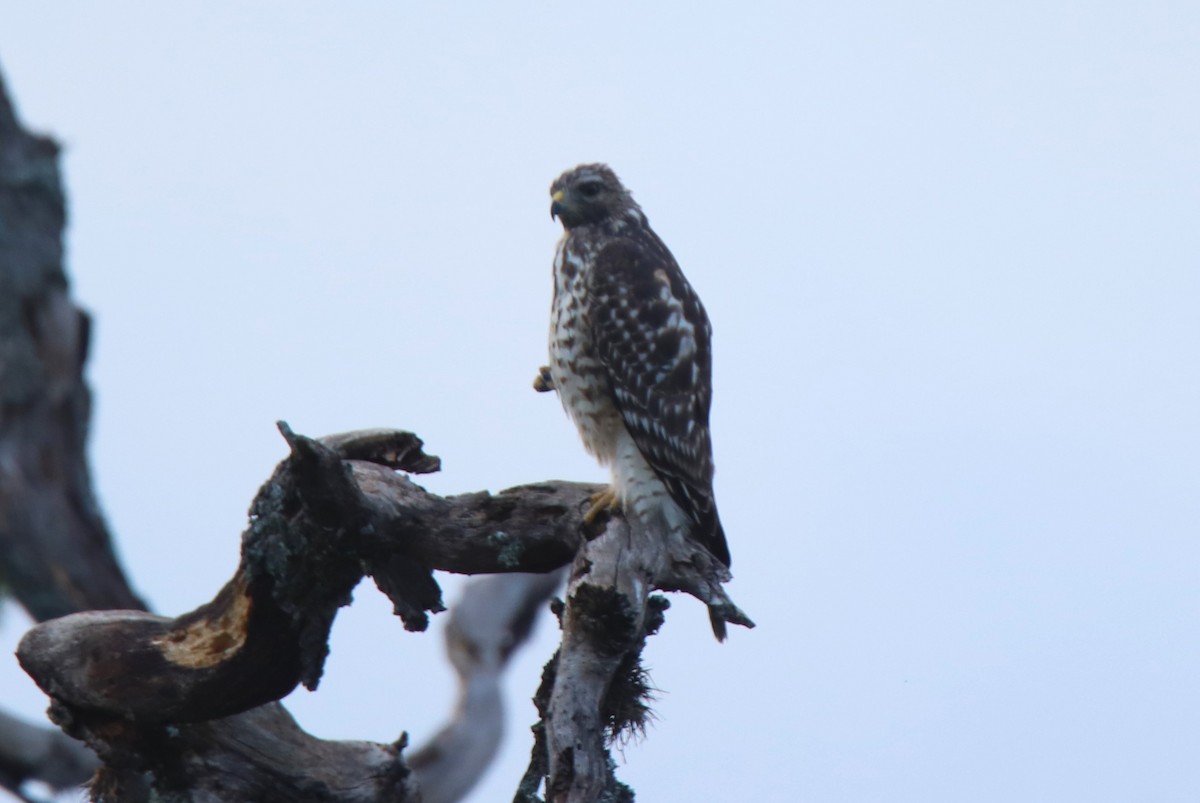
[549,237,681,529]
[544,164,730,569]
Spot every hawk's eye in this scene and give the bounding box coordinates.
[577,181,603,199]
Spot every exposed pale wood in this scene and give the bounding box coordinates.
[539,504,754,802]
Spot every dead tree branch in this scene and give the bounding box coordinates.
[0,69,147,622]
[13,426,590,801]
[2,63,751,803]
[534,502,752,802]
[0,64,146,801]
[18,426,593,725]
[410,571,566,802]
[17,425,750,801]
[0,67,572,802]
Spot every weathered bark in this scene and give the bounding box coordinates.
[6,425,588,802]
[0,69,147,622]
[537,510,751,803]
[17,426,596,726]
[29,571,565,803]
[0,68,565,802]
[13,427,591,801]
[0,63,146,801]
[17,423,750,801]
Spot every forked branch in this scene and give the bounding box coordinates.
[17,426,750,801]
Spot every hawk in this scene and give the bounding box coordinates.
[536,163,731,576]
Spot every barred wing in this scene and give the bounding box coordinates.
[588,235,729,567]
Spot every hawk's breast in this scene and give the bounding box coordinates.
[548,236,624,465]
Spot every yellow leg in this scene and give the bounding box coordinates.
[583,486,621,524]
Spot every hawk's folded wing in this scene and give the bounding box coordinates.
[588,236,730,567]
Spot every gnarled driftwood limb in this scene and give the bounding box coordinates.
[12,427,587,800]
[27,569,566,803]
[18,426,595,724]
[17,424,751,801]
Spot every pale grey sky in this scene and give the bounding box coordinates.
[2,3,1198,801]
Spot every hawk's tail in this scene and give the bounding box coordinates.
[697,508,732,641]
[708,606,728,642]
[667,478,731,569]
[696,505,731,569]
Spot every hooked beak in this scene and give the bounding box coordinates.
[550,189,565,221]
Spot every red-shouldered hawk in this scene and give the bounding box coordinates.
[535,163,731,577]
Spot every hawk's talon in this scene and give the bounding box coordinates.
[532,366,555,393]
[583,486,621,525]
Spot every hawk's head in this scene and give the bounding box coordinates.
[550,164,645,231]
